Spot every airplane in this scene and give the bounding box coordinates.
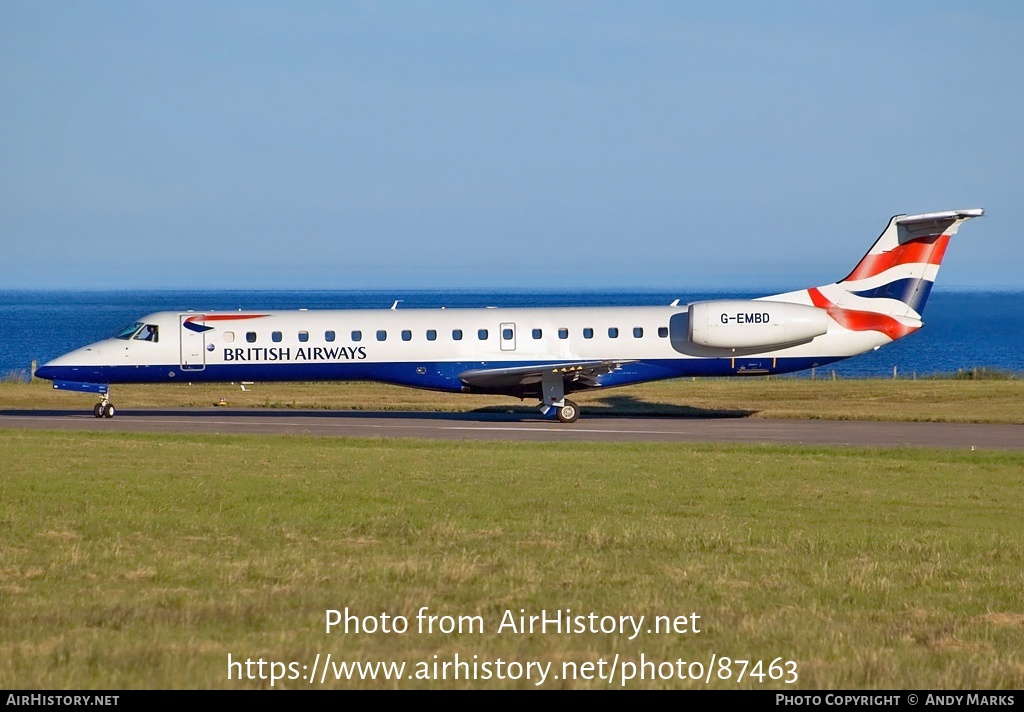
[34,208,983,423]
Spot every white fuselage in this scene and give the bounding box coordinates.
[37,302,886,396]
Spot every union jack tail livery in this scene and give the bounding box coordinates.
[800,209,984,342]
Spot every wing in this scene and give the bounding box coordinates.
[458,360,634,391]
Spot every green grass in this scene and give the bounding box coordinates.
[3,378,1024,423]
[2,430,1023,689]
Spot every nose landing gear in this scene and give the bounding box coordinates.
[93,395,115,418]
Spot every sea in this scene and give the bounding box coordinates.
[0,289,1021,380]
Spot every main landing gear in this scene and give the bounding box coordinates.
[555,399,580,424]
[540,373,581,423]
[539,398,581,423]
[93,395,116,418]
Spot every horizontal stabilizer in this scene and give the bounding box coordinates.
[897,208,984,225]
[894,208,984,243]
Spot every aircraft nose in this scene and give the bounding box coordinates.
[34,362,57,380]
[33,348,93,381]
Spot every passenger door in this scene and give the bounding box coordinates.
[180,315,207,371]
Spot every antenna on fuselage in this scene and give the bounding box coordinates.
[391,300,401,310]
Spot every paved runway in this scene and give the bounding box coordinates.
[1,408,1021,449]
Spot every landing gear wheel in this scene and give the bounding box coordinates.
[556,399,580,424]
[101,403,115,418]
[93,403,103,418]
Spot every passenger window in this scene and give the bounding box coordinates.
[532,328,542,339]
[608,327,619,338]
[558,328,568,340]
[299,331,309,343]
[658,326,668,338]
[325,331,336,342]
[426,330,437,341]
[452,329,463,341]
[134,324,159,342]
[352,330,362,342]
[633,327,644,338]
[224,331,235,343]
[272,331,282,343]
[583,328,594,339]
[478,329,488,340]
[402,330,412,342]
[376,330,387,342]
[246,332,257,343]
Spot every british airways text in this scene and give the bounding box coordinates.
[223,347,367,362]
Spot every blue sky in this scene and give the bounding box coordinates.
[2,1,1021,290]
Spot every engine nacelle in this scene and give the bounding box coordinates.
[688,300,828,349]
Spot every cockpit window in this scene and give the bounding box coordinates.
[114,322,144,340]
[134,324,159,342]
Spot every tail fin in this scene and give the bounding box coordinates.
[806,209,983,340]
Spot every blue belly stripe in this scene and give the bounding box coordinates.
[37,356,849,393]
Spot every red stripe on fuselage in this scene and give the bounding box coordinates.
[807,288,918,341]
[187,314,269,322]
[843,234,949,282]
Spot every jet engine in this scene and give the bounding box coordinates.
[688,300,828,349]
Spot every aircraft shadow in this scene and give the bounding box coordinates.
[1,399,756,422]
[473,394,755,419]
